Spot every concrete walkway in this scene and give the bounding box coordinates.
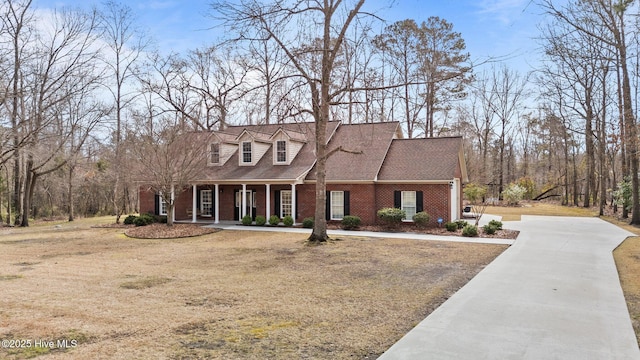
[209,221,515,245]
[379,216,640,359]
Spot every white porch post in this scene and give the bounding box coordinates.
[291,183,296,224]
[214,184,219,224]
[171,184,175,223]
[192,184,197,223]
[265,184,271,220]
[241,183,247,219]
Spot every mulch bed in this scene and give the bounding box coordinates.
[124,223,220,239]
[326,222,519,239]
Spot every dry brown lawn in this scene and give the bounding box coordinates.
[605,217,640,347]
[0,219,507,359]
[484,201,598,221]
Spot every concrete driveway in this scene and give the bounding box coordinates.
[379,216,640,359]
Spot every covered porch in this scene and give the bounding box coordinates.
[172,182,306,224]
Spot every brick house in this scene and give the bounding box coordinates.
[138,121,468,226]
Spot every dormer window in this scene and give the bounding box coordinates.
[242,141,252,163]
[276,140,287,163]
[210,143,220,164]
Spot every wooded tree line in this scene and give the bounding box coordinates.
[0,0,639,227]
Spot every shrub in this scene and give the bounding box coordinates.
[269,215,280,226]
[133,217,148,227]
[502,183,526,205]
[268,215,280,226]
[302,217,314,228]
[454,219,467,229]
[123,215,137,225]
[462,224,478,237]
[155,215,167,224]
[139,213,156,225]
[412,211,430,228]
[463,183,488,204]
[282,215,294,227]
[445,222,458,232]
[377,207,406,229]
[515,177,536,200]
[241,215,253,226]
[255,215,266,226]
[132,214,156,226]
[341,215,361,230]
[483,224,497,235]
[488,219,503,230]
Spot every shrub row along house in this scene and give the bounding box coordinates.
[138,121,468,226]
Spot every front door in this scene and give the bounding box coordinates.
[235,190,255,220]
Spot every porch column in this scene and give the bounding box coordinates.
[291,183,296,224]
[171,184,175,223]
[241,183,247,219]
[192,184,197,223]
[214,184,219,224]
[265,184,271,220]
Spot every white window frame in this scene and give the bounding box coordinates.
[210,143,220,164]
[200,189,212,217]
[281,190,292,218]
[401,191,417,221]
[242,141,252,163]
[276,140,287,163]
[330,191,344,220]
[159,195,167,216]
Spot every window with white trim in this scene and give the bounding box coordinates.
[210,143,220,164]
[242,141,252,163]
[401,191,416,220]
[281,190,292,218]
[159,195,167,216]
[330,191,344,220]
[276,140,287,163]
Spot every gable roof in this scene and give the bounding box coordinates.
[377,136,468,182]
[198,121,339,183]
[305,122,401,182]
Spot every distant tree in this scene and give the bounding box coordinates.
[98,0,148,223]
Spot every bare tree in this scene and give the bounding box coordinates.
[130,117,212,226]
[212,0,367,241]
[98,0,148,223]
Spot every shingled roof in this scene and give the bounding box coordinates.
[198,121,339,183]
[186,121,466,184]
[377,136,468,182]
[305,122,401,182]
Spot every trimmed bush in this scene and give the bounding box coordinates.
[412,211,430,228]
[269,215,280,226]
[155,215,167,224]
[282,215,294,227]
[377,207,406,229]
[445,222,458,232]
[133,217,147,227]
[462,224,478,237]
[483,224,497,235]
[241,215,253,226]
[341,215,361,230]
[302,217,314,228]
[123,215,137,225]
[255,215,266,226]
[488,219,503,230]
[454,219,467,229]
[139,213,156,225]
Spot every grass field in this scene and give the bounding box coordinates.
[0,218,506,359]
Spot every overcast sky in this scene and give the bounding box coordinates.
[33,0,545,74]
